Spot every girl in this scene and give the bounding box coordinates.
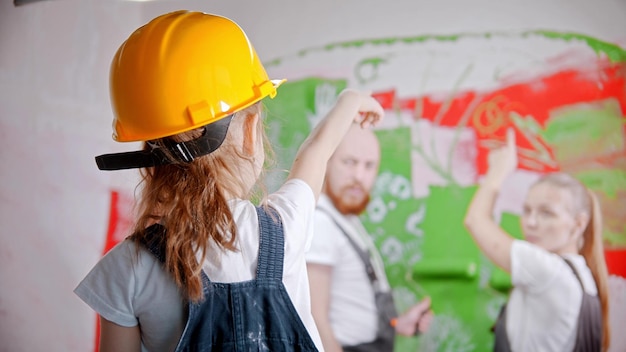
[75,10,384,352]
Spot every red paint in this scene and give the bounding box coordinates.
[93,190,135,351]
[377,62,626,176]
[103,191,120,254]
[374,60,626,275]
[605,249,626,278]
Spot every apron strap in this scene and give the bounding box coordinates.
[562,257,602,352]
[493,303,511,352]
[317,207,397,351]
[317,207,380,286]
[562,258,584,287]
[255,205,285,280]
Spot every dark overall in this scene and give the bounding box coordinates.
[138,206,319,352]
[320,208,397,352]
[493,258,602,352]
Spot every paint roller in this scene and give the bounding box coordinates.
[413,259,477,280]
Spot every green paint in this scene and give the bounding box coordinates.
[605,228,626,247]
[572,169,626,247]
[414,259,478,279]
[359,135,527,351]
[361,183,490,352]
[264,30,626,68]
[355,57,388,84]
[531,30,626,63]
[542,99,625,165]
[263,77,347,189]
[361,180,528,351]
[575,169,626,199]
[508,112,558,169]
[490,213,525,292]
[262,48,625,350]
[510,112,543,136]
[411,186,506,351]
[375,127,413,179]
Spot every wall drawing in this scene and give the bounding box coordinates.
[262,31,626,351]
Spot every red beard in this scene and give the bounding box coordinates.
[327,183,370,215]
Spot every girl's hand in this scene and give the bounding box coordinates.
[485,128,518,187]
[338,89,384,128]
[288,88,384,201]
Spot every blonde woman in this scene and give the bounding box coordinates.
[464,129,610,352]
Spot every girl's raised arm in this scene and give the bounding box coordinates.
[287,89,384,200]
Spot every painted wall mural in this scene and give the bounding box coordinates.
[261,31,626,351]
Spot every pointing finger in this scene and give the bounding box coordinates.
[507,128,516,149]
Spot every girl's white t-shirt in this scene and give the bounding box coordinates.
[74,179,323,352]
[507,239,598,352]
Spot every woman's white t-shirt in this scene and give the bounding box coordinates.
[74,179,323,352]
[507,239,598,352]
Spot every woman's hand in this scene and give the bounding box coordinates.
[485,128,518,188]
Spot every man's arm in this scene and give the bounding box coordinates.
[392,297,433,336]
[307,263,344,352]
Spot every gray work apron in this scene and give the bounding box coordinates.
[137,206,319,352]
[493,257,602,352]
[319,208,397,352]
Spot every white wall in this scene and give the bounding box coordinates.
[0,0,624,351]
[0,1,143,350]
[145,0,626,63]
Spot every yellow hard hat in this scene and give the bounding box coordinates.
[109,10,284,142]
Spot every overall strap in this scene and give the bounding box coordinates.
[134,223,167,263]
[137,207,286,285]
[133,223,211,285]
[255,205,285,280]
[317,207,379,288]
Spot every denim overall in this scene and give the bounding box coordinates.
[319,208,397,352]
[493,258,602,352]
[138,206,319,352]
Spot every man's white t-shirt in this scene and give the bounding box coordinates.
[507,239,598,352]
[305,194,390,346]
[74,179,323,352]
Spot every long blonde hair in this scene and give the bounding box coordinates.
[131,103,273,302]
[535,173,611,351]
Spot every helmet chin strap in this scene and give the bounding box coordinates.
[95,115,233,170]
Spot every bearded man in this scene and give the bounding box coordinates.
[306,123,433,352]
